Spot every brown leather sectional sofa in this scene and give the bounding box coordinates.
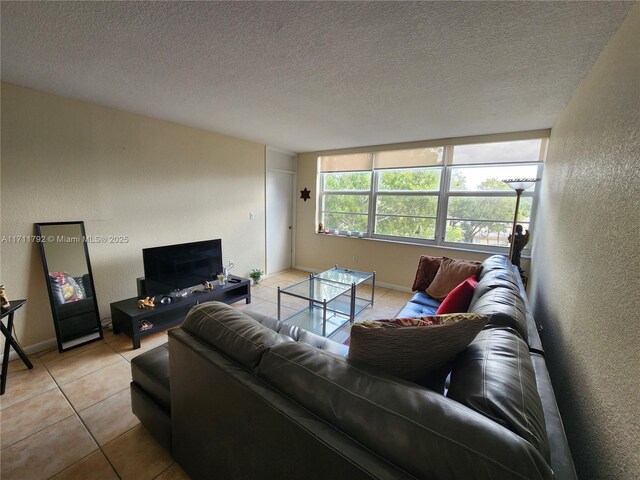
[130,255,576,479]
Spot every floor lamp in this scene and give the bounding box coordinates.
[502,178,540,264]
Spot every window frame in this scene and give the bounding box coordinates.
[317,143,545,254]
[439,161,543,253]
[371,166,442,243]
[319,170,372,235]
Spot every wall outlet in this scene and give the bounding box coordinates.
[352,256,358,263]
[249,212,255,220]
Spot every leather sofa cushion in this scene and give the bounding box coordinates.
[479,255,513,274]
[243,310,349,357]
[297,330,349,356]
[409,291,442,308]
[397,292,440,317]
[258,342,553,480]
[472,269,520,301]
[448,328,550,462]
[131,343,171,413]
[469,287,529,342]
[181,302,292,371]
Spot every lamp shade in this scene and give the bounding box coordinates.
[502,178,541,191]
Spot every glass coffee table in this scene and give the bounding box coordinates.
[277,266,375,337]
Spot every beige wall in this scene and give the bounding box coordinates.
[1,83,266,350]
[295,131,545,288]
[529,5,640,479]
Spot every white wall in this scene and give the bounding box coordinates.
[1,83,266,350]
[529,5,640,478]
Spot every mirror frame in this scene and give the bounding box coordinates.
[35,221,103,352]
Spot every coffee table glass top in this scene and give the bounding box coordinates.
[314,267,373,286]
[280,278,348,303]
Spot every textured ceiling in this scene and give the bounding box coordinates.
[0,1,634,152]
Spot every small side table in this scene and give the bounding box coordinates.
[1,299,33,395]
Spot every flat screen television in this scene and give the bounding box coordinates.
[143,239,223,296]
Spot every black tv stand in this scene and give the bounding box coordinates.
[110,275,251,349]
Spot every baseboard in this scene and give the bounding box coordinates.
[0,337,57,365]
[292,265,412,293]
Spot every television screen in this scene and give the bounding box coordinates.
[143,239,223,296]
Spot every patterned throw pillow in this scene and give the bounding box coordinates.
[348,313,488,391]
[425,257,482,300]
[49,272,85,303]
[411,255,442,292]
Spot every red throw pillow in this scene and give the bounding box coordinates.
[436,275,478,314]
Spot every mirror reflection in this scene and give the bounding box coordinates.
[36,222,102,351]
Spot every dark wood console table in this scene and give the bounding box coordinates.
[110,276,251,349]
[1,299,33,395]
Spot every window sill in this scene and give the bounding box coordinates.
[314,232,532,259]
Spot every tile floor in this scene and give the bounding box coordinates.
[0,269,411,480]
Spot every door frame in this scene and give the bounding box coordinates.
[265,146,297,276]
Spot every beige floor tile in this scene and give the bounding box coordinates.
[0,415,97,480]
[113,331,169,362]
[154,462,191,480]
[284,269,310,279]
[378,288,412,299]
[79,388,139,445]
[275,274,306,285]
[281,296,313,311]
[359,285,390,297]
[103,424,172,480]
[60,359,132,411]
[250,283,271,293]
[101,328,122,344]
[0,388,74,449]
[103,330,139,351]
[6,354,41,373]
[38,339,105,366]
[232,297,264,309]
[258,275,287,287]
[50,450,119,480]
[376,293,412,307]
[251,286,279,303]
[46,343,123,385]
[0,362,57,411]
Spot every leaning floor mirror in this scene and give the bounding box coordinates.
[35,221,103,352]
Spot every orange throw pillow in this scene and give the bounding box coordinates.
[425,257,482,301]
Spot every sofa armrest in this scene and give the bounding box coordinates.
[531,353,578,480]
[168,328,412,480]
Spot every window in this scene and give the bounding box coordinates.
[374,168,440,240]
[321,171,371,233]
[317,138,546,252]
